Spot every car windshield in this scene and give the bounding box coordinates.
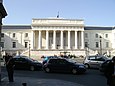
[44,56,58,60]
[66,59,77,63]
[98,56,109,60]
[14,55,37,62]
[27,58,38,62]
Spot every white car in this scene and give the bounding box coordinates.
[83,55,109,69]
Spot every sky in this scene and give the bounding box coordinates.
[2,0,115,26]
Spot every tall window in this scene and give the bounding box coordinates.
[95,34,98,38]
[96,42,99,48]
[106,42,109,48]
[25,42,28,48]
[85,42,88,47]
[105,34,108,38]
[1,33,4,38]
[1,42,4,48]
[85,33,88,38]
[13,33,16,38]
[25,33,28,38]
[12,42,16,48]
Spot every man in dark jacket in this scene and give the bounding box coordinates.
[4,53,15,82]
[104,56,115,86]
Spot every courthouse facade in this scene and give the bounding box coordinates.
[1,18,115,57]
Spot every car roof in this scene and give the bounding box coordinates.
[13,55,29,58]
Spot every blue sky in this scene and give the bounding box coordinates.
[3,0,115,26]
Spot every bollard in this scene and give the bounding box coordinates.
[22,83,27,86]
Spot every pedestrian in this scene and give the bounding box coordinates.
[104,56,115,86]
[4,53,15,82]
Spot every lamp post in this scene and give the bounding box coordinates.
[99,36,102,55]
[86,43,89,56]
[87,44,89,56]
[29,44,30,58]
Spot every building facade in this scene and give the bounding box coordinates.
[0,0,7,82]
[1,18,115,57]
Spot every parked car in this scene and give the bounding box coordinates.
[43,58,86,74]
[42,56,58,65]
[13,55,42,71]
[99,59,112,72]
[83,55,109,69]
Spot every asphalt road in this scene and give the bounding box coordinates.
[1,68,107,86]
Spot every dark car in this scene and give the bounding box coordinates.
[99,59,112,72]
[13,55,42,71]
[43,58,86,74]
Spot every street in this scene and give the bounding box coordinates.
[1,68,107,86]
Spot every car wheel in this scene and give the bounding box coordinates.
[85,64,90,69]
[45,67,50,73]
[30,66,35,71]
[72,69,77,74]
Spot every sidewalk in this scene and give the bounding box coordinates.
[0,76,85,86]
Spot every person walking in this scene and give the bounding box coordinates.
[4,53,15,82]
[104,56,115,86]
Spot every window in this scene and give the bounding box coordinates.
[25,42,28,48]
[0,42,4,48]
[96,42,99,48]
[95,34,98,38]
[1,33,4,38]
[85,42,88,47]
[85,33,88,38]
[105,34,108,38]
[106,42,109,48]
[13,33,16,38]
[25,33,28,38]
[12,42,16,48]
[88,56,96,60]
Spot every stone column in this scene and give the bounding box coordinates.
[81,31,84,49]
[31,31,34,49]
[75,31,78,49]
[46,30,49,49]
[60,30,64,49]
[52,30,56,49]
[38,30,42,49]
[68,30,71,49]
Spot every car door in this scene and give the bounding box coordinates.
[14,58,21,69]
[95,56,106,68]
[56,59,71,72]
[19,58,30,70]
[47,59,59,72]
[88,56,98,68]
[15,58,29,70]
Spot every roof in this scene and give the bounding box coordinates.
[2,25,31,29]
[84,26,113,30]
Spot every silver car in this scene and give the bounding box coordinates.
[83,55,109,69]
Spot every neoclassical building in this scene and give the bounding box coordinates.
[1,18,115,57]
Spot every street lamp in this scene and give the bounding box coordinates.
[85,43,89,56]
[99,36,102,55]
[29,44,30,58]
